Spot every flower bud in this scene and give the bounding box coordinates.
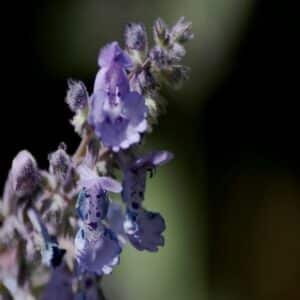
[48,143,70,183]
[149,46,170,69]
[170,17,194,44]
[153,18,169,46]
[48,143,76,191]
[11,150,40,197]
[130,68,157,94]
[65,79,89,112]
[125,22,148,53]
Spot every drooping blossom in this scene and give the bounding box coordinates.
[121,151,173,209]
[119,151,173,251]
[75,166,123,274]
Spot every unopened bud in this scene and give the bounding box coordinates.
[48,143,76,190]
[170,17,194,44]
[66,79,89,112]
[153,18,169,46]
[125,22,148,53]
[11,150,40,197]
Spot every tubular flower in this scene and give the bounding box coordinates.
[89,42,147,151]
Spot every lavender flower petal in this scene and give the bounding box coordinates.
[75,226,121,275]
[124,209,165,252]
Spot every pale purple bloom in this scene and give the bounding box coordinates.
[89,42,147,151]
[124,209,165,252]
[75,225,121,275]
[0,17,189,298]
[11,150,40,197]
[122,151,173,210]
[75,168,123,274]
[76,174,122,229]
[119,151,172,251]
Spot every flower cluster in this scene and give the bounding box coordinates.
[0,17,193,299]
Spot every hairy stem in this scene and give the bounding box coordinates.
[73,129,93,164]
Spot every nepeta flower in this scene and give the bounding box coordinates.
[0,17,192,299]
[124,209,165,252]
[76,176,122,228]
[121,151,173,210]
[75,225,121,275]
[75,167,123,274]
[11,150,40,197]
[119,151,173,251]
[89,42,148,151]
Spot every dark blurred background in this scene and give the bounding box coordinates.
[1,0,299,299]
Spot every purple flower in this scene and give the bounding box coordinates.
[121,151,173,210]
[89,42,147,151]
[75,225,121,275]
[76,171,122,229]
[118,151,172,251]
[11,150,40,197]
[124,209,165,252]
